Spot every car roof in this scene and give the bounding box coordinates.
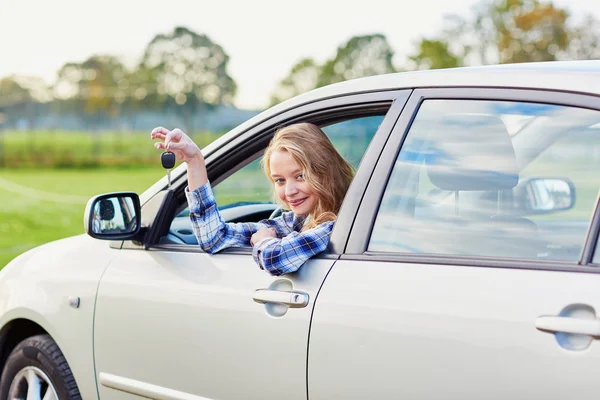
[280,59,600,109]
[222,60,600,150]
[142,60,600,204]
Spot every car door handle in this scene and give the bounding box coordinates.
[252,289,309,308]
[535,316,600,335]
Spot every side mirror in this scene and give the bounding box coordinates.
[515,177,575,215]
[84,192,141,240]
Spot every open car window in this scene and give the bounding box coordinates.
[165,114,386,245]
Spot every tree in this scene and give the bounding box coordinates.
[54,55,128,123]
[270,34,396,105]
[318,34,396,87]
[440,0,570,65]
[496,0,569,63]
[0,76,33,108]
[0,76,46,130]
[138,26,237,132]
[567,14,600,60]
[11,76,52,104]
[0,76,52,161]
[408,39,463,70]
[269,58,320,107]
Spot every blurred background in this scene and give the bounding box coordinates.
[1,0,599,268]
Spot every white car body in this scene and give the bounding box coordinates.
[2,60,600,400]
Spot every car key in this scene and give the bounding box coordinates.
[161,151,176,188]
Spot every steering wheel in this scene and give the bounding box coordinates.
[269,206,284,219]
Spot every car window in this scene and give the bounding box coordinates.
[213,115,385,208]
[213,158,271,208]
[369,99,600,262]
[167,115,386,245]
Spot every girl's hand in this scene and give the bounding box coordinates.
[251,227,277,246]
[151,127,203,164]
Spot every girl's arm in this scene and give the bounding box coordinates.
[153,126,289,254]
[186,182,261,252]
[186,183,295,253]
[251,221,335,276]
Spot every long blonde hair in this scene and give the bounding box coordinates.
[262,122,354,230]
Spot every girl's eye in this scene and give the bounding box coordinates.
[274,178,284,185]
[296,174,304,180]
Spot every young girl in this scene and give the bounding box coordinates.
[151,123,354,276]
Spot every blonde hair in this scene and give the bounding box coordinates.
[262,122,354,230]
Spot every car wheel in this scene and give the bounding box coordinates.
[0,334,81,400]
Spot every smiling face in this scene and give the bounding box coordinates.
[269,150,318,216]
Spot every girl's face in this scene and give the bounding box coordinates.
[269,150,317,216]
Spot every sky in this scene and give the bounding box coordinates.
[1,0,599,110]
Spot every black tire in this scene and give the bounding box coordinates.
[0,334,81,400]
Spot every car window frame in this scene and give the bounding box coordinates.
[344,87,600,274]
[135,90,412,253]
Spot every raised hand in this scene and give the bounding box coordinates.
[151,126,208,191]
[151,127,203,164]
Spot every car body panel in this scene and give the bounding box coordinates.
[0,234,116,400]
[93,249,337,400]
[309,260,600,400]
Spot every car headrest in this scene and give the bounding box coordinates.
[99,199,115,220]
[425,114,518,191]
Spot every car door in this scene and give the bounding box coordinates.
[92,91,411,400]
[308,88,600,400]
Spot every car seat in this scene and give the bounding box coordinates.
[422,113,540,258]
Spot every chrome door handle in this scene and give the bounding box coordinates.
[535,316,600,335]
[253,289,309,308]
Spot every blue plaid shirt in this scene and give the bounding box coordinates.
[185,182,335,276]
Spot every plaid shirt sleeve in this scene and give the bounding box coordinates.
[252,220,335,276]
[185,182,295,254]
[186,182,261,253]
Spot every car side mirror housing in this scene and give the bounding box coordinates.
[84,192,142,240]
[515,177,576,215]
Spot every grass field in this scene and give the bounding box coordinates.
[1,130,222,168]
[0,167,165,269]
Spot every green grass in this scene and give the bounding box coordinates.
[0,130,222,168]
[0,167,165,269]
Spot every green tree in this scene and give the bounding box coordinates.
[0,76,33,108]
[53,55,128,121]
[269,58,320,107]
[408,39,463,70]
[270,34,396,105]
[318,34,396,87]
[53,55,128,162]
[0,76,51,160]
[138,26,237,132]
[0,76,49,130]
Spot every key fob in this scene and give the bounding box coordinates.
[161,151,176,169]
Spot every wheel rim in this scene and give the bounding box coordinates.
[7,366,59,400]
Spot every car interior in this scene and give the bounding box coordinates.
[381,112,546,258]
[370,100,600,261]
[159,114,387,246]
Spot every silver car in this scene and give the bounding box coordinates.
[2,60,600,400]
